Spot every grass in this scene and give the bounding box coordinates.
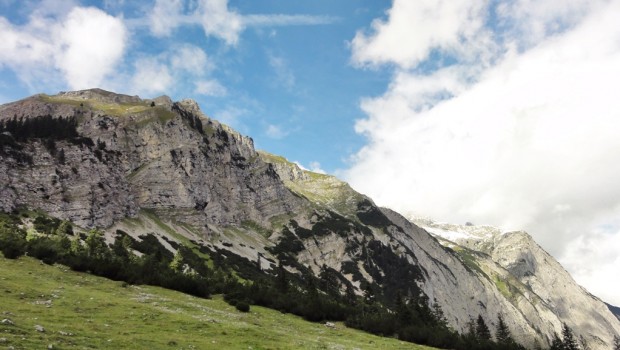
[240,220,272,238]
[491,272,532,305]
[0,256,437,350]
[40,94,150,116]
[257,151,363,217]
[452,246,489,279]
[39,94,176,123]
[493,275,511,299]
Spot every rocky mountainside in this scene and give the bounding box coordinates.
[1,89,619,349]
[607,304,620,322]
[413,218,620,349]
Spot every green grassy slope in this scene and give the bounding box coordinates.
[0,257,436,350]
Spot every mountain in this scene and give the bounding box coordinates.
[1,89,619,349]
[608,303,620,322]
[413,218,620,349]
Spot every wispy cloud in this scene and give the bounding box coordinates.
[149,0,184,37]
[267,53,295,90]
[130,56,172,95]
[243,14,338,27]
[213,106,250,133]
[143,0,337,45]
[309,161,326,174]
[294,160,326,174]
[195,79,227,97]
[265,124,289,139]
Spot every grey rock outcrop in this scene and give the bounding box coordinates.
[1,319,14,326]
[414,219,620,350]
[0,89,303,230]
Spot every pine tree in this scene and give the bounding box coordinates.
[362,283,375,305]
[550,333,563,350]
[476,314,491,340]
[395,290,412,325]
[85,229,109,260]
[561,323,580,350]
[111,237,130,261]
[495,313,512,344]
[319,264,339,296]
[431,299,448,328]
[169,250,184,272]
[613,335,620,350]
[344,283,357,306]
[275,260,288,292]
[55,220,73,236]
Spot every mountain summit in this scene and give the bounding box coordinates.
[1,89,618,349]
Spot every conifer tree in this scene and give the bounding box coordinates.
[395,290,412,325]
[362,283,375,305]
[344,283,357,306]
[495,313,512,344]
[169,250,184,272]
[613,335,620,350]
[550,333,563,350]
[275,260,288,292]
[85,229,109,260]
[476,314,491,340]
[319,264,339,296]
[431,299,448,328]
[561,323,580,350]
[55,220,73,236]
[578,335,590,350]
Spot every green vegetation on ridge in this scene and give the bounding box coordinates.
[257,151,363,216]
[40,94,153,116]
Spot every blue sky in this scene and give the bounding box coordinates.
[0,0,392,174]
[2,0,620,305]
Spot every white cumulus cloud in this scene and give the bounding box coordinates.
[346,0,620,305]
[196,0,243,46]
[350,0,488,69]
[56,7,127,89]
[130,57,172,95]
[128,44,219,97]
[0,5,126,90]
[171,44,213,74]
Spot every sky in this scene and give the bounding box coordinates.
[0,0,619,305]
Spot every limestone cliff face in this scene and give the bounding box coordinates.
[415,219,620,350]
[0,89,303,231]
[2,89,619,350]
[0,136,135,227]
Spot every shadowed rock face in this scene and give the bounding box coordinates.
[2,89,619,350]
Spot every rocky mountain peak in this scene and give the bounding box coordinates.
[57,88,142,104]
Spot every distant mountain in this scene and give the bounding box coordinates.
[1,89,619,350]
[412,217,620,349]
[608,303,620,322]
